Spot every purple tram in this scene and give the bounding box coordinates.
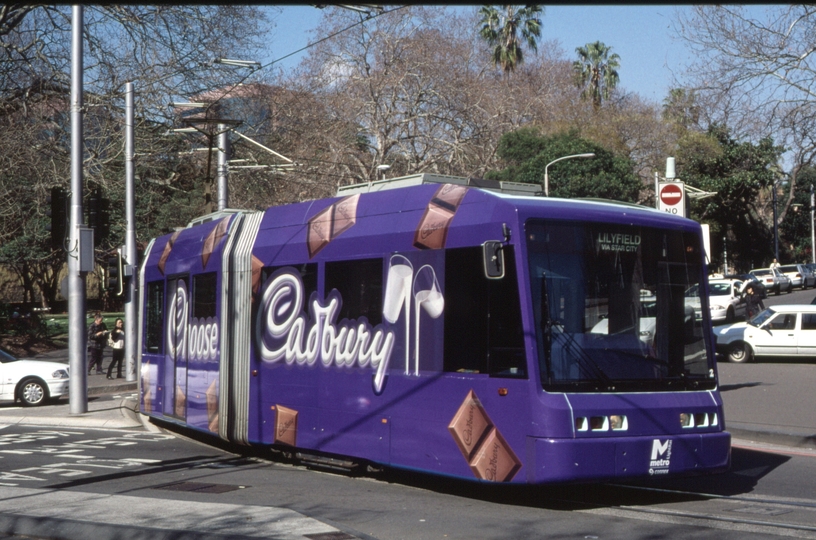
[137,174,730,484]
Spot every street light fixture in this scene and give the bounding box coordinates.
[214,58,261,69]
[543,153,595,197]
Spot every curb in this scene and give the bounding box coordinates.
[727,422,816,450]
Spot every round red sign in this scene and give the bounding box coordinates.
[660,183,683,205]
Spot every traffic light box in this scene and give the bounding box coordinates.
[86,186,110,247]
[106,251,124,296]
[46,186,68,250]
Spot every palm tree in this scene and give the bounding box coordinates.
[478,5,543,74]
[573,41,620,109]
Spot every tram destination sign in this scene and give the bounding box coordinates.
[658,181,685,217]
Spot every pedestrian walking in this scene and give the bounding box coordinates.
[744,284,765,320]
[107,318,125,379]
[87,311,108,374]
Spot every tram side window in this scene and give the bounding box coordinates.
[261,263,318,302]
[324,258,383,326]
[193,272,217,319]
[145,280,164,353]
[443,246,526,377]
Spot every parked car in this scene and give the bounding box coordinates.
[0,348,69,406]
[707,279,747,324]
[722,273,767,299]
[714,304,816,363]
[778,264,816,289]
[749,267,792,295]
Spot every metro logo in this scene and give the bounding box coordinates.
[649,439,672,475]
[651,439,671,460]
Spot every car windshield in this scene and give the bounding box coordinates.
[526,219,715,393]
[0,349,19,363]
[749,309,775,327]
[709,283,732,296]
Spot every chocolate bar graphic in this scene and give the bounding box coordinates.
[202,216,230,269]
[307,205,333,258]
[175,385,186,418]
[273,405,298,446]
[468,427,521,482]
[432,183,469,210]
[332,193,360,237]
[413,184,468,250]
[206,379,218,433]
[307,194,361,258]
[449,389,521,482]
[251,254,265,294]
[157,230,182,275]
[448,389,493,461]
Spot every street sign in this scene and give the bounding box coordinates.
[658,181,685,217]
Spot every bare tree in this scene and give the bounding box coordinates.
[0,5,269,306]
[675,5,816,221]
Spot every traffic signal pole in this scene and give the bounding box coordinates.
[125,82,137,382]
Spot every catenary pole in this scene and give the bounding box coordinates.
[125,82,137,382]
[217,124,229,211]
[68,5,87,414]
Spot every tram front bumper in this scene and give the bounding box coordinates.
[526,431,731,484]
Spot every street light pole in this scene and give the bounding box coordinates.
[773,181,780,262]
[811,185,815,264]
[543,153,595,196]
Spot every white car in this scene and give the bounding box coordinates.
[0,348,69,406]
[778,264,816,289]
[714,304,816,363]
[750,267,792,295]
[707,279,746,324]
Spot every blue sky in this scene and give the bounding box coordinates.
[260,5,772,104]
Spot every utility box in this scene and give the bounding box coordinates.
[78,227,95,273]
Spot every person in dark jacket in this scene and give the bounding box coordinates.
[744,285,765,320]
[87,311,107,375]
[107,318,125,379]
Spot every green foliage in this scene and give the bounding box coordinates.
[478,5,543,73]
[487,128,642,202]
[680,125,783,271]
[573,41,620,109]
[779,167,816,263]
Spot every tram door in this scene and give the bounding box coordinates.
[165,275,189,421]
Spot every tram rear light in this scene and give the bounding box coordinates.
[498,387,508,396]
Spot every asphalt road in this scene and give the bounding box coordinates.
[0,419,815,540]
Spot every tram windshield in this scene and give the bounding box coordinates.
[526,219,716,392]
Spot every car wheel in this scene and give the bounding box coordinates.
[18,378,49,407]
[725,307,735,324]
[775,285,781,295]
[727,342,752,363]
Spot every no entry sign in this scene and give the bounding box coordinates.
[658,181,685,216]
